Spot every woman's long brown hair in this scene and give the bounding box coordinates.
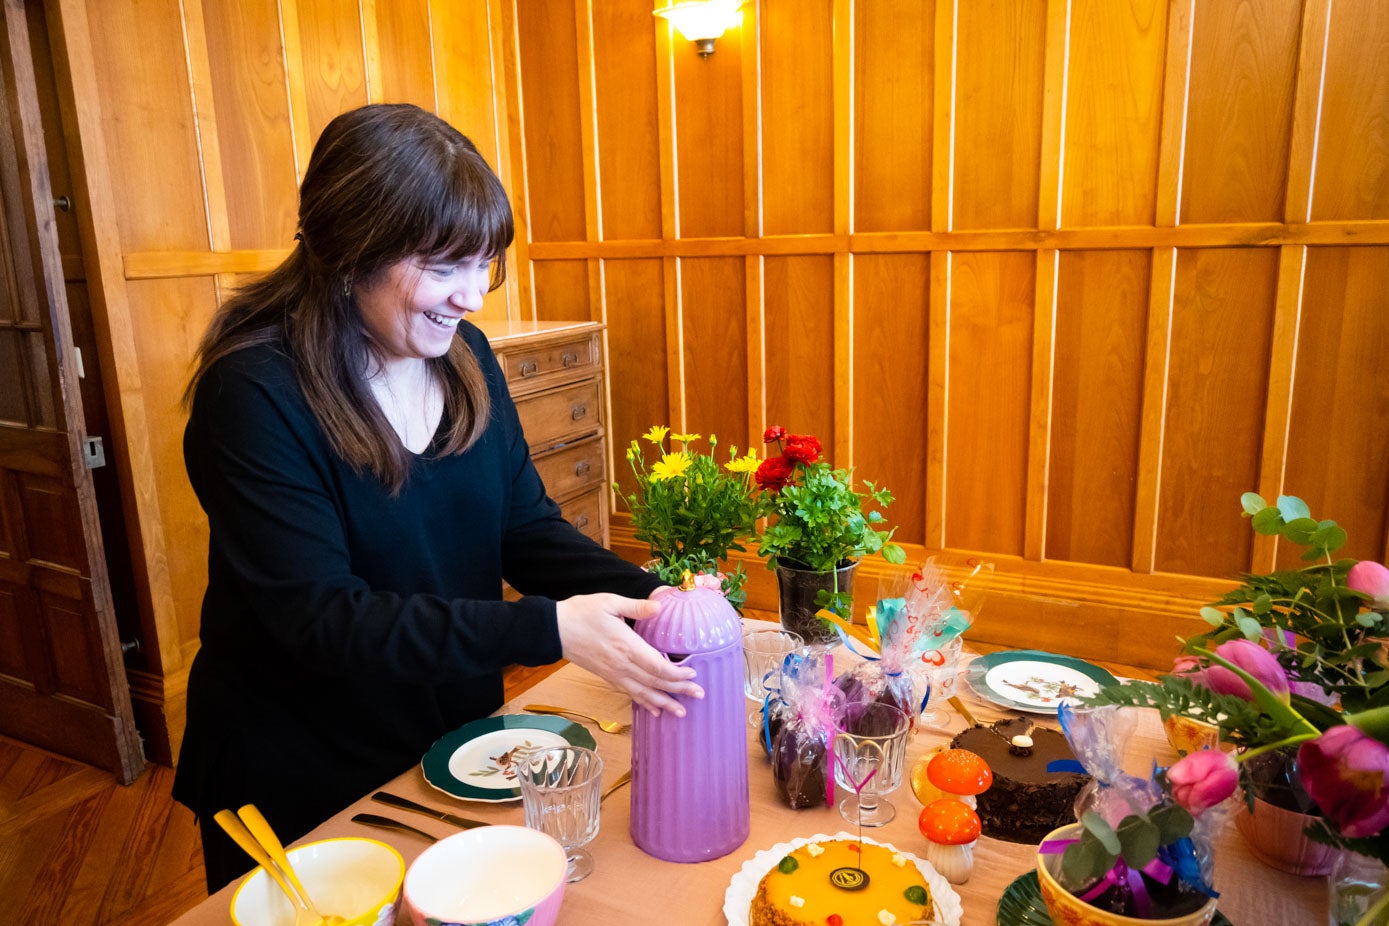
[185,104,514,493]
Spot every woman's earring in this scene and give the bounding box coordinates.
[342,278,351,298]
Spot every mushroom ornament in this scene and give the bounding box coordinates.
[924,748,993,809]
[917,799,982,885]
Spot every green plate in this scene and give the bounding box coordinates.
[966,649,1119,715]
[421,714,596,802]
[995,871,1233,926]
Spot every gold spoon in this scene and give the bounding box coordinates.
[237,805,346,926]
[523,703,631,735]
[213,810,324,926]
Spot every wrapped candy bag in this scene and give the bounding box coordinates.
[1046,703,1224,920]
[769,649,845,809]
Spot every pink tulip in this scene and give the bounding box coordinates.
[1298,725,1389,839]
[1205,639,1290,704]
[1167,749,1238,815]
[1348,561,1389,610]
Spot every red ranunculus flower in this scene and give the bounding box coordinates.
[1298,725,1389,838]
[762,425,787,444]
[755,455,793,492]
[783,434,823,465]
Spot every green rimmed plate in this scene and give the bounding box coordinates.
[421,714,596,802]
[996,871,1234,926]
[965,649,1119,715]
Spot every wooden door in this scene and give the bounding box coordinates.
[0,0,142,783]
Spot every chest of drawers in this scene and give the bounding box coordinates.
[477,319,609,546]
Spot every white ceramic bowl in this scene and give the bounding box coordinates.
[230,836,404,926]
[404,825,567,926]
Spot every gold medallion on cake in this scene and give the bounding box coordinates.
[828,867,869,891]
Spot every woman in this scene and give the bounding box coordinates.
[173,103,699,891]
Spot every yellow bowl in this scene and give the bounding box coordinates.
[1035,824,1217,926]
[230,836,404,926]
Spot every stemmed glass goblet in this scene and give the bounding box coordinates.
[742,627,803,728]
[516,745,603,882]
[832,701,911,827]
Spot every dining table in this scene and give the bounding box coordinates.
[171,623,1324,925]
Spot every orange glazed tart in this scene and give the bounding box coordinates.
[748,838,934,926]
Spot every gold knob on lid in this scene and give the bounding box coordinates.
[679,570,696,592]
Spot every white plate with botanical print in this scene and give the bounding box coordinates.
[964,650,1118,715]
[421,714,596,802]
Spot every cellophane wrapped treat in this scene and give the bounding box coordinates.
[769,649,845,809]
[1048,704,1224,919]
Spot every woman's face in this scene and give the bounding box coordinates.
[354,254,493,365]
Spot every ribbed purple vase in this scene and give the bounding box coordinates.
[630,578,749,862]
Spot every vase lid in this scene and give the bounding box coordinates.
[637,579,741,655]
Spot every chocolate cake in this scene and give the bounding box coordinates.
[950,717,1089,844]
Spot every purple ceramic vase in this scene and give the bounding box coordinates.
[630,576,749,862]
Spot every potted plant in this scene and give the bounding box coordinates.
[613,426,763,610]
[754,426,905,644]
[1085,493,1389,925]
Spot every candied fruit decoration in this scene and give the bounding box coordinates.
[904,885,930,905]
[778,855,799,874]
[847,843,860,853]
[826,916,843,926]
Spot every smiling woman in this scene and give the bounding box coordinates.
[171,103,702,895]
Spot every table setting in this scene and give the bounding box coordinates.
[178,570,1329,926]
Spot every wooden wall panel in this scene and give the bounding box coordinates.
[672,24,744,237]
[761,0,832,236]
[853,254,929,545]
[1181,0,1298,224]
[1047,250,1149,567]
[515,1,585,242]
[1311,0,1389,221]
[294,0,369,141]
[853,0,933,233]
[529,259,590,322]
[374,0,435,108]
[763,256,834,448]
[1062,0,1167,227]
[953,0,1046,231]
[680,258,748,447]
[1156,247,1278,577]
[433,0,502,167]
[201,0,299,248]
[86,1,208,251]
[1281,246,1389,565]
[944,251,1034,554]
[592,1,662,241]
[604,258,668,495]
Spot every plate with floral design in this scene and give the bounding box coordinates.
[964,650,1118,715]
[421,714,595,802]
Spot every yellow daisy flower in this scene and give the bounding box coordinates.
[650,452,693,480]
[724,453,761,474]
[642,425,670,444]
[671,432,702,444]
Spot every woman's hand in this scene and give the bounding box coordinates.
[556,593,703,717]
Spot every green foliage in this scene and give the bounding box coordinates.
[614,429,764,610]
[758,463,906,574]
[1084,675,1322,748]
[1059,803,1195,891]
[1185,494,1387,713]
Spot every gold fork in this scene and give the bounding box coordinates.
[523,703,631,735]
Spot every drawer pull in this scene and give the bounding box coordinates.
[574,460,592,477]
[561,351,579,367]
[570,404,588,421]
[519,360,539,377]
[574,515,590,529]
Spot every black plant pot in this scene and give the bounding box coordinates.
[775,560,857,646]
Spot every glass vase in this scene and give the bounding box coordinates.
[1328,851,1389,926]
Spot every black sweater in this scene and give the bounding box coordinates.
[171,321,659,833]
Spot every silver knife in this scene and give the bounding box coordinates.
[371,791,489,828]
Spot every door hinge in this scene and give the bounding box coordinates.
[83,436,106,469]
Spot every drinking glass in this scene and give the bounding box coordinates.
[832,701,910,827]
[516,745,603,882]
[742,627,803,728]
[915,635,964,730]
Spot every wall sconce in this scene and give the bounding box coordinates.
[654,1,742,58]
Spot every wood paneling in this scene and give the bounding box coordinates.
[1313,0,1389,220]
[953,0,1046,231]
[530,259,590,322]
[374,0,435,109]
[1047,250,1149,567]
[592,1,661,241]
[671,16,744,238]
[763,256,834,446]
[761,0,832,236]
[1156,247,1279,577]
[294,0,370,141]
[515,1,585,243]
[604,258,667,494]
[680,257,748,447]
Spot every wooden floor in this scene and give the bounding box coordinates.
[0,661,561,925]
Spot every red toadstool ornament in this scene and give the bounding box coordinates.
[917,798,981,884]
[925,748,993,809]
